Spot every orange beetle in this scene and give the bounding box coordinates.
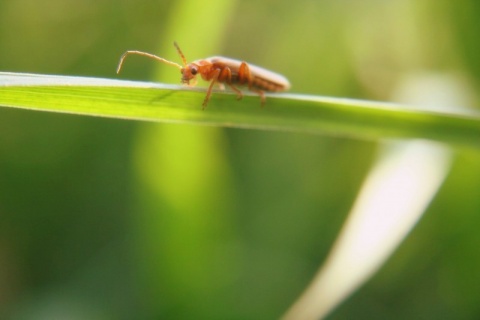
[117,42,290,109]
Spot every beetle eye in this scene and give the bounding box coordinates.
[190,67,198,75]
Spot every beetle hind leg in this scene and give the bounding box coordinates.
[250,88,266,106]
[227,84,244,101]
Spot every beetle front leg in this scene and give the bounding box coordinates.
[203,69,220,109]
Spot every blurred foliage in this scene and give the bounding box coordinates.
[0,0,479,319]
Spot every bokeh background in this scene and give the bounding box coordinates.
[1,0,480,319]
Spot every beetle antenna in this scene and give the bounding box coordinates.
[173,42,188,67]
[116,50,183,74]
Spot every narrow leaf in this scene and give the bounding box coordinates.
[1,72,479,148]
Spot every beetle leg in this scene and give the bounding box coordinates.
[218,67,242,100]
[227,84,243,100]
[218,66,232,83]
[203,69,221,109]
[237,62,252,86]
[250,88,266,106]
[238,62,264,105]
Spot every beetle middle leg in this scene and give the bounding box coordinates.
[218,67,243,101]
[237,62,252,86]
[227,84,243,100]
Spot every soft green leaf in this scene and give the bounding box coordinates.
[1,72,479,148]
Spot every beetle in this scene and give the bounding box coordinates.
[116,42,290,109]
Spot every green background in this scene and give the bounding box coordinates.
[1,0,479,319]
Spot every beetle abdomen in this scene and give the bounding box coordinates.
[251,76,288,92]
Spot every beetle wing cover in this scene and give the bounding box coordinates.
[207,56,290,91]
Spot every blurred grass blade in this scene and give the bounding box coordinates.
[283,72,465,320]
[131,0,239,316]
[1,72,479,148]
[283,140,452,320]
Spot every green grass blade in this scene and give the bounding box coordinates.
[1,72,479,148]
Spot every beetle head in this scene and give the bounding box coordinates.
[180,63,199,86]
